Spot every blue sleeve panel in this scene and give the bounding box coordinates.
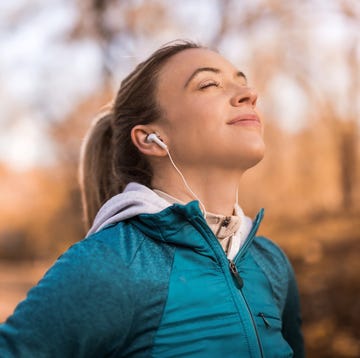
[0,223,175,358]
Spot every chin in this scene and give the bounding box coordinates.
[239,142,266,170]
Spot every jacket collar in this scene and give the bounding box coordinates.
[131,200,264,256]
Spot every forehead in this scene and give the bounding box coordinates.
[157,48,238,87]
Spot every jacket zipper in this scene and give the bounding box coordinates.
[258,313,271,328]
[229,259,243,289]
[229,259,265,358]
[190,212,265,358]
[228,211,265,357]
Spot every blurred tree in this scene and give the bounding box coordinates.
[69,0,173,82]
[1,1,360,355]
[1,0,359,254]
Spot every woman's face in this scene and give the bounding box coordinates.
[156,48,265,172]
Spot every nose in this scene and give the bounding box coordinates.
[231,86,258,107]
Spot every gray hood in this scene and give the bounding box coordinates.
[86,182,254,261]
[87,182,171,236]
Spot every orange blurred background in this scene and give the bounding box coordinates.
[0,1,359,357]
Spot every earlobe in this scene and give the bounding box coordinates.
[131,125,168,157]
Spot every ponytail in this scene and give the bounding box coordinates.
[79,112,117,230]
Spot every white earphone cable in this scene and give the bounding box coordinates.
[165,148,207,217]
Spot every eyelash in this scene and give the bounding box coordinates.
[199,81,221,90]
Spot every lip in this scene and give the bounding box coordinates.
[227,114,261,126]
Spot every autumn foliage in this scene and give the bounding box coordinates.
[0,1,359,356]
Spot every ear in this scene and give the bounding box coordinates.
[131,125,168,157]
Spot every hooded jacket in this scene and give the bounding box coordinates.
[0,183,304,357]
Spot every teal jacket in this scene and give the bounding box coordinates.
[0,201,304,357]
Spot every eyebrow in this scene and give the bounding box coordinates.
[184,67,247,88]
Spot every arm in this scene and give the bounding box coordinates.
[281,260,305,358]
[0,238,134,358]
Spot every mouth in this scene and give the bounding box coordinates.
[227,114,261,126]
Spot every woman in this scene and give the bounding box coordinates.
[0,41,304,357]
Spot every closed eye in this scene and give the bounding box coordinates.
[199,80,221,90]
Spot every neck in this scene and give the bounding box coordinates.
[152,164,244,216]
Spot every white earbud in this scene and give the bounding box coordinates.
[146,133,168,150]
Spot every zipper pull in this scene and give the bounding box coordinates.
[228,260,243,289]
[258,313,271,328]
[222,217,231,227]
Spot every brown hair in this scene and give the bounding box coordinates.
[79,40,202,229]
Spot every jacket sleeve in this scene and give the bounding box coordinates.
[281,258,305,358]
[0,237,134,358]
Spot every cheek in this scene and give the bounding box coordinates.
[166,100,218,136]
[160,96,229,159]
